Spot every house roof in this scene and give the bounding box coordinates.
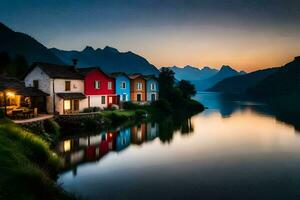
[143,75,158,81]
[56,93,86,100]
[25,62,84,79]
[110,72,130,79]
[76,67,114,79]
[0,76,49,96]
[128,73,145,80]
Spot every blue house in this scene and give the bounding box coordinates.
[115,128,131,152]
[144,75,159,102]
[110,72,131,102]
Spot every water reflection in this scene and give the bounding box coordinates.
[58,92,300,200]
[57,119,193,172]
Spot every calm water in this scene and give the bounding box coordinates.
[57,92,300,200]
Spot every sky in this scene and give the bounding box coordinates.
[1,0,300,72]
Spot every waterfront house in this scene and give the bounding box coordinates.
[110,72,131,103]
[0,76,48,117]
[24,62,87,114]
[144,75,159,102]
[128,74,146,103]
[77,67,117,108]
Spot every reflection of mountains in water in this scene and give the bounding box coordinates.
[57,119,194,173]
[198,92,300,131]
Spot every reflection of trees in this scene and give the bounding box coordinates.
[157,114,194,143]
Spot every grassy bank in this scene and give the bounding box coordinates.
[0,118,75,200]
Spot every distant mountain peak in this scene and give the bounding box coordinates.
[219,65,238,73]
[103,46,119,53]
[83,46,95,52]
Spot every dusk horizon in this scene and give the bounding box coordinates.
[1,0,300,72]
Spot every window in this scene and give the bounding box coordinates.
[121,81,126,89]
[101,96,106,104]
[65,81,71,91]
[33,80,39,89]
[151,83,156,91]
[64,100,71,110]
[137,82,142,90]
[94,80,100,89]
[108,82,112,90]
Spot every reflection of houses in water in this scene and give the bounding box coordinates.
[147,122,159,141]
[57,122,159,172]
[115,128,131,152]
[131,123,147,145]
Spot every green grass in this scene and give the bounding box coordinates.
[0,119,76,200]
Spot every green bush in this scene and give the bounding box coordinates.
[83,107,101,113]
[135,109,147,118]
[43,119,61,145]
[123,101,141,110]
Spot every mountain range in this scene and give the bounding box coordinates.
[0,22,159,75]
[50,46,159,75]
[165,65,218,81]
[0,22,63,64]
[192,65,245,91]
[209,67,279,93]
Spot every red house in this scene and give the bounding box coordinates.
[77,67,118,108]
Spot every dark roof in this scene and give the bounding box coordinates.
[128,73,145,80]
[27,62,84,79]
[56,93,86,100]
[76,67,114,79]
[143,74,158,81]
[76,67,99,76]
[110,72,130,79]
[0,76,48,96]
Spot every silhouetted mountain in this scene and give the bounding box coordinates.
[209,67,279,93]
[192,65,244,91]
[250,56,300,97]
[165,65,218,81]
[0,22,63,64]
[50,46,159,75]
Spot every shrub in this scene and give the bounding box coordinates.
[135,109,147,118]
[83,107,102,113]
[43,119,61,145]
[123,101,141,110]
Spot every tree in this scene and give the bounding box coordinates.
[13,54,29,78]
[177,80,196,99]
[158,67,175,100]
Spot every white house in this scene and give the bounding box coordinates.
[24,62,88,114]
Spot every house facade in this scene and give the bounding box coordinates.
[24,62,87,114]
[144,75,159,102]
[129,74,146,102]
[77,68,117,108]
[110,72,131,102]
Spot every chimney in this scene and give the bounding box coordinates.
[72,58,78,67]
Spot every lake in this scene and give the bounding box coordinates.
[57,92,300,200]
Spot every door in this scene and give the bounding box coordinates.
[122,94,127,101]
[137,94,142,102]
[73,100,79,111]
[151,94,156,101]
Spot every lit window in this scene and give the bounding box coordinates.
[137,82,142,90]
[108,82,112,90]
[94,80,100,89]
[64,100,71,110]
